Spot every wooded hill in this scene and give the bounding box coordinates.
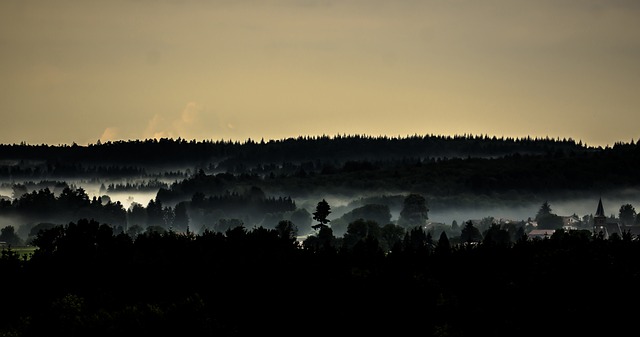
[2,134,639,210]
[0,134,589,167]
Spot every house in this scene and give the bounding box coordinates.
[527,229,555,239]
[561,214,581,230]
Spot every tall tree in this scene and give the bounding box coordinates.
[451,220,459,232]
[173,201,190,232]
[127,202,147,228]
[312,199,331,230]
[535,201,563,230]
[342,219,381,251]
[275,219,298,242]
[0,225,22,246]
[397,193,429,228]
[535,201,553,221]
[380,224,405,252]
[146,199,164,228]
[619,204,636,226]
[435,231,451,255]
[460,221,482,245]
[482,223,511,247]
[403,226,430,253]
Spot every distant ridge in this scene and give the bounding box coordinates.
[3,133,592,148]
[0,134,594,166]
[1,134,639,215]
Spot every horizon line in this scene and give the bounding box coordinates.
[1,132,617,148]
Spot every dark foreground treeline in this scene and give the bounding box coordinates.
[0,219,637,337]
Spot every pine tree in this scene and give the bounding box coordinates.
[312,199,331,230]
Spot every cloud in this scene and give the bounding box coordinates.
[144,114,170,139]
[174,102,202,131]
[99,127,119,142]
[144,102,205,140]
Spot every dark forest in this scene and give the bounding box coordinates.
[1,134,639,336]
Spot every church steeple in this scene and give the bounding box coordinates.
[595,198,605,218]
[594,197,608,236]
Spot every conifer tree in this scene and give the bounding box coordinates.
[312,199,331,230]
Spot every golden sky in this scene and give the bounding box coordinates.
[1,0,639,147]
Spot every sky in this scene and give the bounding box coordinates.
[1,0,639,148]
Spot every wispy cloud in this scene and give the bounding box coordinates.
[99,127,119,142]
[143,102,208,140]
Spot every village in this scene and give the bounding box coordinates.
[422,198,640,242]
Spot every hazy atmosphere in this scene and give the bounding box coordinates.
[3,3,640,335]
[2,0,639,147]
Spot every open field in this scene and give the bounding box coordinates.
[1,245,36,259]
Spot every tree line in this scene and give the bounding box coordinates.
[147,142,640,207]
[0,210,637,336]
[3,137,640,211]
[4,180,640,248]
[0,134,588,166]
[0,184,304,243]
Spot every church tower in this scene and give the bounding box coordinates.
[593,198,607,236]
